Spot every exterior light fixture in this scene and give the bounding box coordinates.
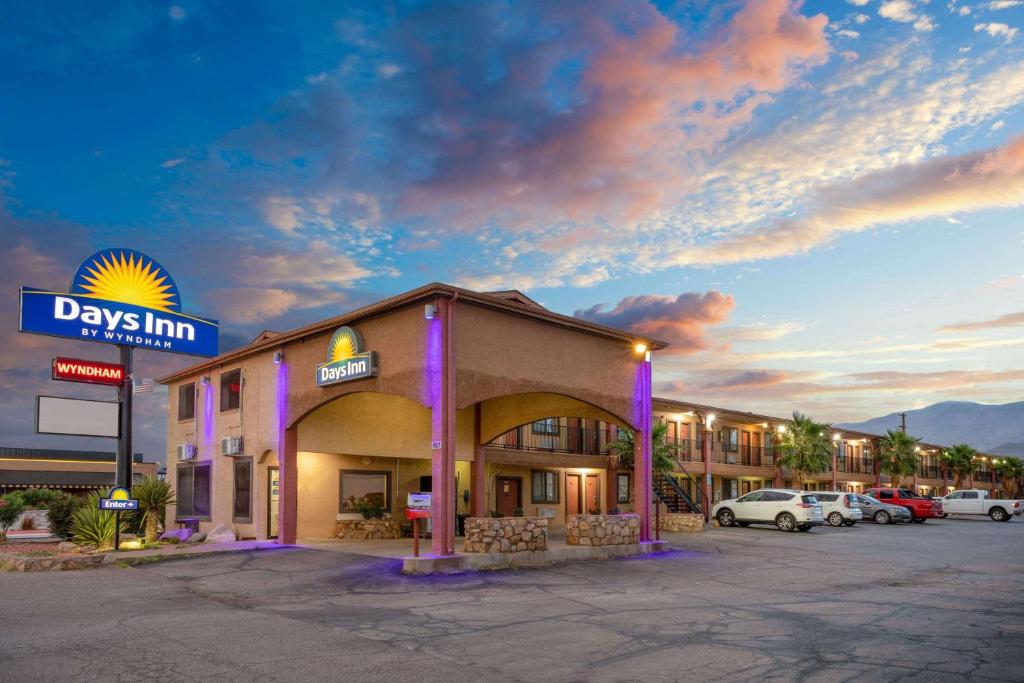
[424,303,437,319]
[273,351,284,365]
[706,413,716,425]
[777,425,787,433]
[832,433,842,442]
[634,342,648,355]
[199,375,210,386]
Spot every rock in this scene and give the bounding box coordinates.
[159,529,192,542]
[56,541,77,553]
[185,532,206,544]
[204,524,237,544]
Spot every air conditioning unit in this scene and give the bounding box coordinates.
[221,436,244,456]
[177,444,196,461]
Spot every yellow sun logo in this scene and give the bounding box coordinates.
[327,327,363,363]
[70,249,180,313]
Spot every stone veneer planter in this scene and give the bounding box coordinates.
[335,518,402,540]
[463,517,548,553]
[659,512,705,533]
[566,514,640,546]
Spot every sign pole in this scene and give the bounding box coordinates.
[115,510,121,552]
[116,345,133,490]
[413,518,420,558]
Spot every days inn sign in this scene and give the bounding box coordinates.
[316,326,378,387]
[19,249,218,357]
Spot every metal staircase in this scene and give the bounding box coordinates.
[654,472,704,517]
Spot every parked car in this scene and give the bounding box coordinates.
[864,487,943,523]
[937,489,1022,522]
[713,488,824,532]
[812,492,863,527]
[855,494,912,524]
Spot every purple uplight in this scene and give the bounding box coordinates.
[423,316,443,410]
[276,360,289,437]
[203,380,214,447]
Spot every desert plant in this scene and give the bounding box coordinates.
[46,492,83,541]
[993,456,1024,498]
[0,493,26,541]
[775,412,833,486]
[879,430,922,488]
[608,421,678,474]
[942,444,978,489]
[69,492,127,549]
[132,476,175,543]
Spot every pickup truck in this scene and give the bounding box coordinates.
[937,489,1021,522]
[864,488,943,523]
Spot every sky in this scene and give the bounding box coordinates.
[2,0,1023,466]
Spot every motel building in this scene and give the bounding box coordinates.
[158,284,665,560]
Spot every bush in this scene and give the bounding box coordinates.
[131,476,175,543]
[20,515,36,530]
[512,507,524,517]
[354,497,385,520]
[20,488,59,509]
[69,492,127,549]
[0,493,26,538]
[46,493,83,541]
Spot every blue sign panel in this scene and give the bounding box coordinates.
[19,249,218,357]
[99,487,139,511]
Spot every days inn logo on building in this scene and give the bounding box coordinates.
[19,249,218,357]
[316,326,378,387]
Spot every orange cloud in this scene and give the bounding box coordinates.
[574,291,735,354]
[940,311,1024,332]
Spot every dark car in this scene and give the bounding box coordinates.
[855,494,911,524]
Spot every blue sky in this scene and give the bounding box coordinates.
[2,0,1023,463]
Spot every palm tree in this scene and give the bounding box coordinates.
[609,421,677,476]
[879,430,922,488]
[941,444,978,490]
[132,476,175,543]
[775,412,832,487]
[993,457,1024,498]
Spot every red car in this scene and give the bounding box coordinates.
[864,488,943,523]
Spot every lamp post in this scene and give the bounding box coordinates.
[832,432,841,491]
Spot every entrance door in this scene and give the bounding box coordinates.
[267,467,279,539]
[496,477,521,517]
[566,474,581,515]
[584,474,600,514]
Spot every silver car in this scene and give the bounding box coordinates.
[855,494,911,524]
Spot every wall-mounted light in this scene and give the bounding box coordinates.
[273,351,284,365]
[633,342,648,355]
[777,425,787,433]
[706,413,716,426]
[424,303,437,319]
[833,432,842,442]
[199,375,210,386]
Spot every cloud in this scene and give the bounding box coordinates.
[662,135,1024,267]
[988,1,1022,9]
[574,291,735,354]
[719,321,807,342]
[848,0,870,5]
[160,157,185,168]
[975,22,1019,39]
[940,311,1024,332]
[879,1,918,22]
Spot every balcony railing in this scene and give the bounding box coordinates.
[488,424,609,455]
[835,457,875,475]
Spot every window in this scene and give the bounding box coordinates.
[763,491,793,502]
[719,427,739,452]
[232,457,253,522]
[801,495,819,505]
[178,383,195,421]
[877,490,893,499]
[531,470,559,503]
[220,369,242,412]
[899,489,920,498]
[617,474,631,503]
[945,491,962,499]
[531,418,559,435]
[340,470,391,513]
[739,491,764,503]
[816,493,838,502]
[962,491,979,499]
[176,463,211,519]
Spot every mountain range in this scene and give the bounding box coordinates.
[837,401,1024,456]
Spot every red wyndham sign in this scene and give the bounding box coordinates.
[51,357,125,386]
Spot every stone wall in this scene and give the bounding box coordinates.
[659,513,705,533]
[566,514,639,546]
[463,517,547,553]
[335,518,402,540]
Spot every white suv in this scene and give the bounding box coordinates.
[811,492,863,527]
[713,488,825,532]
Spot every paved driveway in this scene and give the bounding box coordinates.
[2,516,1023,682]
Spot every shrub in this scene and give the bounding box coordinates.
[0,493,26,539]
[20,488,59,509]
[69,492,127,549]
[512,507,524,517]
[46,493,83,540]
[354,497,385,520]
[131,476,175,543]
[488,510,504,518]
[20,515,36,530]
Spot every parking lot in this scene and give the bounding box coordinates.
[2,516,1023,682]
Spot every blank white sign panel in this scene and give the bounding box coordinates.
[36,396,119,438]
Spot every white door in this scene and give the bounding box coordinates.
[960,491,983,513]
[733,490,765,521]
[943,491,964,513]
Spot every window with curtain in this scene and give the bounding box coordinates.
[176,463,211,518]
[617,474,631,503]
[178,382,195,421]
[531,470,559,503]
[340,471,391,512]
[220,369,242,412]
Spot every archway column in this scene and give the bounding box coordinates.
[471,403,486,517]
[633,354,653,542]
[278,426,298,545]
[430,296,457,555]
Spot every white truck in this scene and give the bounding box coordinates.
[938,490,1021,522]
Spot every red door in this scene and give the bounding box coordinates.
[585,474,600,514]
[496,477,521,517]
[566,474,581,515]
